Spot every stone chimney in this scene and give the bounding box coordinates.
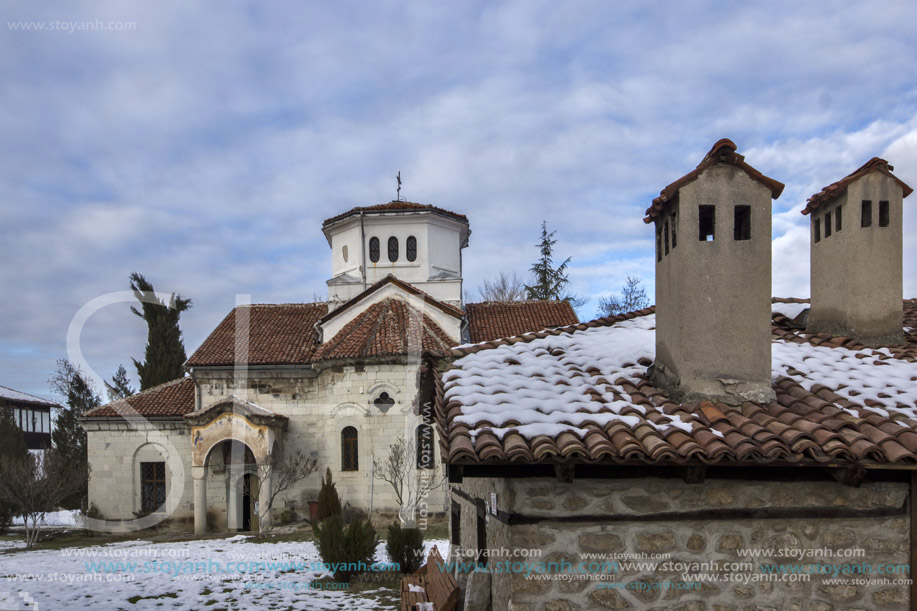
[644,139,784,405]
[803,158,912,345]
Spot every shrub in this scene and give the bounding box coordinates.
[316,468,342,523]
[314,516,378,582]
[386,522,425,574]
[342,501,368,525]
[280,507,295,524]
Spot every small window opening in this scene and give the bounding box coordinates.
[824,211,832,238]
[670,208,677,249]
[451,501,461,546]
[861,200,872,227]
[341,427,358,471]
[835,205,842,232]
[664,220,669,255]
[342,245,348,263]
[656,225,662,262]
[879,201,890,227]
[369,237,380,262]
[406,236,417,262]
[387,237,399,262]
[699,205,715,241]
[814,218,821,243]
[733,205,751,241]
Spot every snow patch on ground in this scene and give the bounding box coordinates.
[0,535,448,610]
[12,510,80,527]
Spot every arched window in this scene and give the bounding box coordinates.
[416,424,434,469]
[406,236,417,262]
[388,237,399,262]
[341,427,358,471]
[369,237,380,263]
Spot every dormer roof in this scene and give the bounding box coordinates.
[644,139,785,223]
[802,157,913,216]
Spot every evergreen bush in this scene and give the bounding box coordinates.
[386,522,425,574]
[316,468,342,522]
[314,516,378,582]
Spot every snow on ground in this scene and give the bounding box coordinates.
[12,510,81,527]
[0,534,448,610]
[0,539,25,551]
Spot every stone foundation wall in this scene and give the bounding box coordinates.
[455,476,910,611]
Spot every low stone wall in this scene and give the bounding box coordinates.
[455,476,911,611]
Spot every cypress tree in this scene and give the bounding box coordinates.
[130,273,192,390]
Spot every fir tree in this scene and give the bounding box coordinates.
[105,364,135,402]
[525,221,572,301]
[130,272,192,390]
[0,406,28,533]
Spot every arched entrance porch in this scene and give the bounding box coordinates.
[184,398,288,534]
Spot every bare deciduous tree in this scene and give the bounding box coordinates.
[597,275,651,317]
[372,436,444,526]
[0,451,89,548]
[256,449,319,534]
[477,271,527,302]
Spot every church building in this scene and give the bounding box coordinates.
[80,201,577,533]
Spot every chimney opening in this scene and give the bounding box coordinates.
[671,207,678,249]
[814,218,821,243]
[835,205,842,232]
[824,211,832,238]
[733,205,751,241]
[861,200,872,227]
[664,220,670,255]
[698,205,715,241]
[656,224,662,262]
[879,200,890,227]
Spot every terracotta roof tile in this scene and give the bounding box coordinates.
[314,298,454,361]
[83,377,194,418]
[186,303,327,367]
[802,157,913,216]
[465,301,579,344]
[644,139,785,223]
[434,303,917,468]
[322,201,468,228]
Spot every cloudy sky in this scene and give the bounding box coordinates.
[2,0,917,400]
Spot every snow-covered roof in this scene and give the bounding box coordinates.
[435,302,917,467]
[0,385,60,408]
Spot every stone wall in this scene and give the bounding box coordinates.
[83,419,194,528]
[193,361,447,520]
[454,475,910,611]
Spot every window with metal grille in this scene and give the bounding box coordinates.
[416,424,434,469]
[369,237,380,262]
[341,427,358,471]
[406,236,417,262]
[388,237,399,262]
[140,462,166,513]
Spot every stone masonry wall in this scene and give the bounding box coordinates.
[195,361,447,520]
[457,476,910,611]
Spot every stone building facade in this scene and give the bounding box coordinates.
[80,201,578,534]
[433,142,917,610]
